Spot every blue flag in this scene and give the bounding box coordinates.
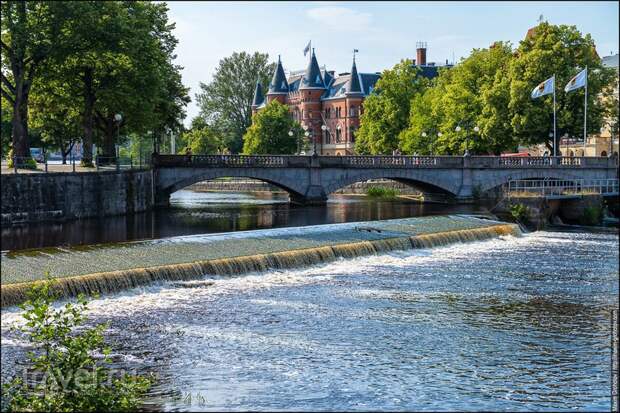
[303,41,311,57]
[564,68,587,93]
[531,76,554,99]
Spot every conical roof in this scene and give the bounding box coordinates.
[268,56,289,94]
[251,80,264,107]
[300,49,325,89]
[345,57,363,95]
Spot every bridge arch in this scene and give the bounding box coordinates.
[156,168,308,203]
[321,169,460,196]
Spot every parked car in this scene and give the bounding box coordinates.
[30,148,45,163]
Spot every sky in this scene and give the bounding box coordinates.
[165,1,619,125]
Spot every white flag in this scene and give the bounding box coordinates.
[303,41,311,57]
[564,68,587,93]
[531,76,554,99]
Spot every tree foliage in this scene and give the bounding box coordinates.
[508,22,616,151]
[395,23,616,155]
[354,59,429,155]
[196,52,276,154]
[242,100,301,154]
[1,1,189,165]
[400,42,515,155]
[2,277,151,412]
[181,117,225,155]
[1,1,68,160]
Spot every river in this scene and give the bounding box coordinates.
[1,190,490,251]
[1,190,618,411]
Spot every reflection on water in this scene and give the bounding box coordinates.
[2,190,489,251]
[2,231,617,411]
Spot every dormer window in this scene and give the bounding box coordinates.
[316,75,321,84]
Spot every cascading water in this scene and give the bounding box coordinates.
[1,223,519,308]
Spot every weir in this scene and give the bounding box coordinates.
[1,216,520,307]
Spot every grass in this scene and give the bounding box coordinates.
[366,186,399,198]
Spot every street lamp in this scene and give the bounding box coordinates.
[114,113,122,163]
[321,124,327,155]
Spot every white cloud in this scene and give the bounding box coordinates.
[306,6,372,32]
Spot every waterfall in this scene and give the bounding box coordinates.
[1,224,520,308]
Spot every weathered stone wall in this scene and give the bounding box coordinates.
[1,170,153,226]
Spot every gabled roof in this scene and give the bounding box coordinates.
[268,56,289,94]
[251,81,264,107]
[321,72,380,101]
[300,50,325,89]
[345,58,363,95]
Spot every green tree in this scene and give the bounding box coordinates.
[508,22,616,152]
[401,42,515,155]
[242,100,301,154]
[181,117,225,154]
[33,1,188,166]
[2,277,151,412]
[355,59,428,155]
[196,51,276,154]
[1,1,69,162]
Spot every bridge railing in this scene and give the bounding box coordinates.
[505,178,619,197]
[152,154,617,169]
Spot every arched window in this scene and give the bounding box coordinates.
[601,151,607,156]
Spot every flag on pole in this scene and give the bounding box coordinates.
[564,68,587,92]
[531,76,555,99]
[303,41,311,57]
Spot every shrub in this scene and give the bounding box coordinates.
[1,276,151,412]
[6,148,37,170]
[509,203,529,223]
[581,205,602,226]
[366,186,399,198]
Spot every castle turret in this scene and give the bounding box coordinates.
[266,56,288,104]
[345,55,363,96]
[299,49,326,154]
[251,80,264,114]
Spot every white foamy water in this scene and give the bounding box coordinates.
[2,230,618,411]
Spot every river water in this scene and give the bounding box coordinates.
[1,190,618,410]
[1,190,490,251]
[1,229,618,411]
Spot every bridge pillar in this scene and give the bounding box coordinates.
[456,155,474,203]
[154,191,171,208]
[295,158,328,205]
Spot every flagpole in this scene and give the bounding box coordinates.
[553,74,557,156]
[583,66,588,153]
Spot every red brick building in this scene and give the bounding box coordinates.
[252,44,449,155]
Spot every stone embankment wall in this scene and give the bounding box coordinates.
[1,170,153,226]
[188,178,424,195]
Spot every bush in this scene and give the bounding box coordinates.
[6,148,37,169]
[366,186,399,198]
[581,205,602,226]
[509,203,529,223]
[1,276,151,412]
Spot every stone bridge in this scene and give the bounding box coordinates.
[152,154,618,205]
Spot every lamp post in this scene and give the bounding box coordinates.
[289,130,298,154]
[114,113,122,170]
[321,124,327,155]
[114,113,122,158]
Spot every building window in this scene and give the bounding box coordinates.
[349,106,357,117]
[336,128,341,143]
[324,129,330,144]
[350,127,356,143]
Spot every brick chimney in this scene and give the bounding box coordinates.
[416,41,427,66]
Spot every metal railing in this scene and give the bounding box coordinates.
[152,154,618,169]
[505,178,619,197]
[4,155,150,174]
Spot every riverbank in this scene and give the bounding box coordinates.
[1,215,519,307]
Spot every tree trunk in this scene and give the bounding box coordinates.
[81,68,95,166]
[10,68,31,162]
[102,115,116,159]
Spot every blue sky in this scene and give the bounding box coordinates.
[166,1,619,124]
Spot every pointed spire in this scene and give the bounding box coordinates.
[346,53,363,95]
[300,49,325,89]
[268,55,289,94]
[251,80,264,107]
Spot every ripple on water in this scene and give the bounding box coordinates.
[1,231,618,411]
